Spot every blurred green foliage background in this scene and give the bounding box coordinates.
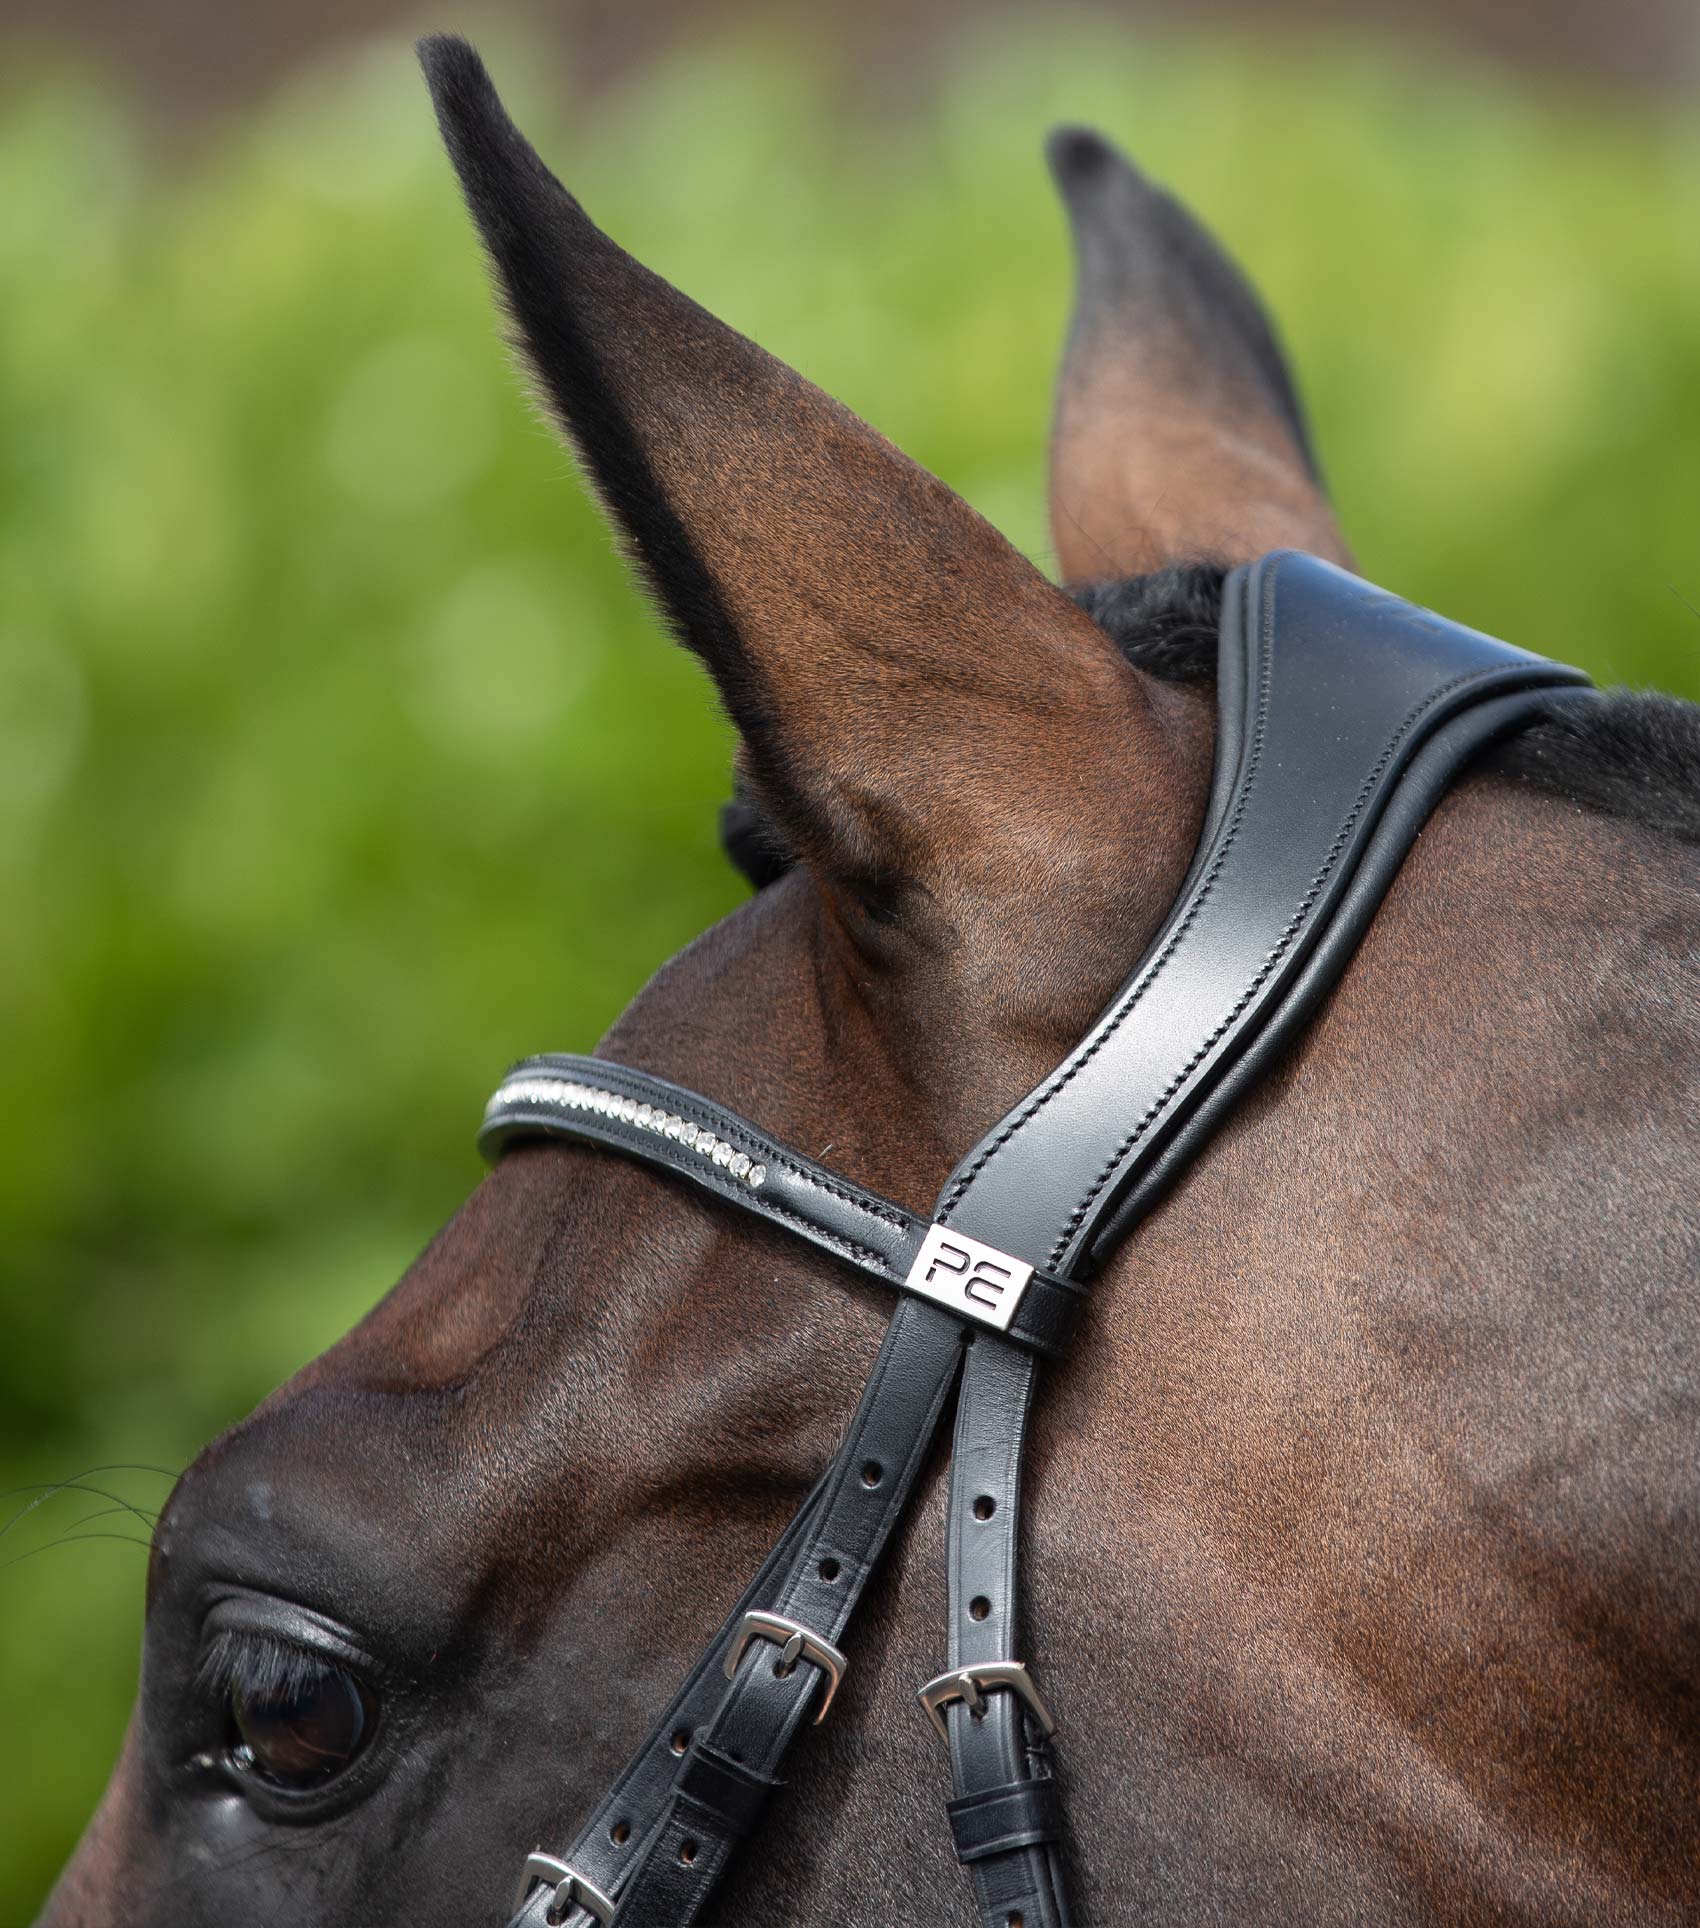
[3,12,1699,1916]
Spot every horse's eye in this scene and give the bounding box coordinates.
[228,1658,376,1787]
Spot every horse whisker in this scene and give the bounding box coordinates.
[0,1474,168,1543]
[0,1530,154,1573]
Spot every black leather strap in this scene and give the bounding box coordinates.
[936,553,1591,1270]
[482,1082,999,1924]
[484,550,1594,1928]
[672,1741,778,1839]
[948,1777,1064,1862]
[509,1475,832,1927]
[480,1058,1086,1359]
[586,1294,970,1923]
[923,552,1591,1928]
[943,1335,1070,1928]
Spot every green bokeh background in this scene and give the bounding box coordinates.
[3,15,1699,1916]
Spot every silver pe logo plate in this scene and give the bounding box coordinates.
[903,1224,1034,1334]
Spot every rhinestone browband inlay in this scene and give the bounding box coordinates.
[488,1075,768,1190]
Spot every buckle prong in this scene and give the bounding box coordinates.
[725,1610,848,1723]
[512,1852,616,1926]
[916,1661,1055,1743]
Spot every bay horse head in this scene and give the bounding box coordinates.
[40,34,1700,1928]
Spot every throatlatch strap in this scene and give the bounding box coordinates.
[485,550,1594,1928]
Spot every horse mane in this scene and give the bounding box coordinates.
[722,562,1700,883]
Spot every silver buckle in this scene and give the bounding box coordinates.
[902,1223,1034,1334]
[724,1610,848,1724]
[512,1852,616,1926]
[916,1660,1056,1742]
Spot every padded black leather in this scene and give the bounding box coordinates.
[935,553,1591,1272]
[924,553,1589,1928]
[924,552,1590,1928]
[480,1057,1086,1358]
[486,550,1594,1928]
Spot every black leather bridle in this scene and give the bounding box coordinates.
[478,551,1594,1928]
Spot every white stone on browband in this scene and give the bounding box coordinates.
[487,1075,768,1189]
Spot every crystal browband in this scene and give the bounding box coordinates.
[478,1057,1086,1358]
[487,1073,770,1189]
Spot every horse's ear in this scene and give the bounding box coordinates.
[421,38,1163,926]
[1045,128,1351,584]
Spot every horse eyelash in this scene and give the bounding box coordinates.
[195,1628,345,1702]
